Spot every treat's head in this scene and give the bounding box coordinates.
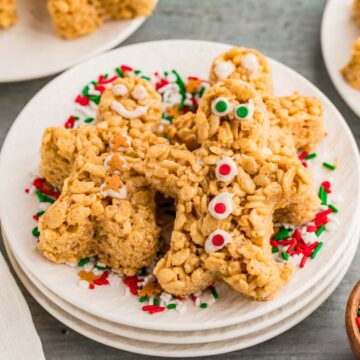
[97,77,162,129]
[195,79,269,153]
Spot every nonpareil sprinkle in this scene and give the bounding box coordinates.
[272,247,279,253]
[200,303,208,309]
[77,258,90,267]
[329,204,338,213]
[316,225,326,237]
[32,226,40,237]
[305,153,317,160]
[210,286,219,300]
[281,252,289,261]
[167,303,176,309]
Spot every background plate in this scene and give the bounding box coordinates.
[0,40,359,331]
[4,232,357,357]
[321,0,360,117]
[0,0,151,82]
[4,222,358,345]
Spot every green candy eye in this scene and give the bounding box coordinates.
[234,99,254,120]
[211,97,233,116]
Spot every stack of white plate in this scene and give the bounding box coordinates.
[0,41,359,357]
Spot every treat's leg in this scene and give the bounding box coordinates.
[341,38,360,91]
[47,0,101,39]
[0,0,16,28]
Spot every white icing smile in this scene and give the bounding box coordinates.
[214,61,235,80]
[111,100,150,119]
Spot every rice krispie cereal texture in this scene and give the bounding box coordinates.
[209,48,273,96]
[354,0,360,27]
[143,79,319,300]
[48,0,156,39]
[342,37,360,90]
[0,0,16,28]
[166,93,325,153]
[38,78,165,275]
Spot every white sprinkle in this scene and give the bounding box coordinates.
[195,298,201,307]
[29,186,36,195]
[113,84,128,97]
[78,280,89,289]
[176,303,187,314]
[38,202,51,211]
[66,262,76,268]
[160,292,172,304]
[302,231,318,244]
[132,85,148,101]
[83,262,94,272]
[74,103,96,118]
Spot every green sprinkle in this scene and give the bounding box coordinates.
[274,227,290,240]
[89,95,100,105]
[281,252,289,261]
[103,73,109,79]
[272,247,279,253]
[162,113,173,122]
[323,162,336,170]
[172,69,186,100]
[35,189,45,202]
[311,242,323,259]
[319,186,327,205]
[210,287,219,300]
[164,71,169,77]
[32,226,40,237]
[316,225,326,237]
[357,309,360,316]
[116,67,124,78]
[77,258,90,267]
[179,98,185,111]
[82,85,90,97]
[94,265,106,270]
[200,303,208,309]
[139,296,148,303]
[84,117,94,123]
[198,86,206,98]
[35,210,45,217]
[141,76,151,81]
[189,103,195,112]
[90,81,97,86]
[134,69,141,75]
[43,195,55,204]
[329,204,338,213]
[139,267,148,276]
[167,303,176,309]
[154,298,159,306]
[305,153,317,160]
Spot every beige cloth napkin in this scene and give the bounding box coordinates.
[0,252,45,360]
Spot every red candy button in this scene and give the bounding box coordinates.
[219,164,231,175]
[212,234,225,246]
[214,203,226,214]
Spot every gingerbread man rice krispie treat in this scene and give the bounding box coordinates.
[209,47,273,96]
[0,0,16,28]
[143,79,319,300]
[342,38,360,90]
[38,78,166,276]
[48,0,157,39]
[168,48,325,152]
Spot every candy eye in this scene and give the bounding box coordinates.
[211,97,233,116]
[234,99,254,120]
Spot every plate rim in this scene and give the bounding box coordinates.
[4,227,357,357]
[1,39,360,331]
[3,223,358,345]
[321,0,360,117]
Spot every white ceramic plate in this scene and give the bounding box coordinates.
[0,40,359,332]
[3,222,358,345]
[0,0,151,82]
[321,0,360,116]
[4,231,356,357]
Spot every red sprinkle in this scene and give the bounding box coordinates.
[89,284,95,290]
[25,188,29,193]
[64,115,77,129]
[33,215,39,221]
[33,178,60,199]
[191,295,197,302]
[356,317,360,328]
[293,228,301,241]
[287,240,297,254]
[298,152,309,160]
[94,84,106,94]
[120,65,133,72]
[270,239,279,248]
[321,181,332,193]
[307,225,317,232]
[75,95,90,106]
[300,255,308,268]
[155,78,169,90]
[98,74,118,84]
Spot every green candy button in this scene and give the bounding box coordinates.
[215,100,228,113]
[236,105,249,118]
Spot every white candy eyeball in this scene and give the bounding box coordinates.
[211,97,234,116]
[132,85,148,101]
[215,157,238,182]
[112,84,128,96]
[234,99,254,121]
[208,192,234,220]
[205,230,232,253]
